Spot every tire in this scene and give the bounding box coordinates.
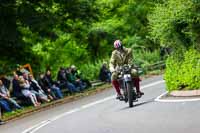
[126,82,133,107]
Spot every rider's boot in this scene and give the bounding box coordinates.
[133,77,144,98]
[112,80,123,100]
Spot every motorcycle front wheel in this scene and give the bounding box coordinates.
[126,82,133,107]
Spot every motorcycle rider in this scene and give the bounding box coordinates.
[109,40,144,100]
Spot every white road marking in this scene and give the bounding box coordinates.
[22,80,164,133]
[155,91,200,102]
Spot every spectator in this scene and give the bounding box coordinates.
[57,67,79,93]
[66,67,86,92]
[12,74,22,98]
[71,65,91,88]
[0,99,11,112]
[38,73,55,100]
[45,70,63,99]
[99,62,111,82]
[12,74,32,107]
[0,80,22,110]
[18,76,41,107]
[28,74,50,103]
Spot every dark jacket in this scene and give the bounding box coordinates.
[29,80,41,92]
[12,79,22,97]
[57,70,67,83]
[38,77,51,93]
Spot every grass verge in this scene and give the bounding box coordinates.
[2,83,112,122]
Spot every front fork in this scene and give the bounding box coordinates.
[119,75,134,101]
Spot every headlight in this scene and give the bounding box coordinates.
[124,74,131,78]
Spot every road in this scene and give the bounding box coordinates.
[0,75,200,133]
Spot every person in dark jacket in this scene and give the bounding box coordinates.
[28,74,50,103]
[71,65,91,88]
[45,70,63,99]
[38,73,55,100]
[99,62,111,82]
[12,74,22,98]
[66,67,86,92]
[57,67,79,93]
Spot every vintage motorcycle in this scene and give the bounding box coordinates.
[117,64,140,107]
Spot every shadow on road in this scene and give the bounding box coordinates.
[119,98,155,110]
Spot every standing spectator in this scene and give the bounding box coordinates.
[99,62,111,82]
[28,74,50,103]
[0,80,22,110]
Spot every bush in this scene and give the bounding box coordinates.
[79,59,110,81]
[164,48,200,91]
[134,49,161,74]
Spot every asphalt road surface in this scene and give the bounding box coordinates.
[1,75,200,133]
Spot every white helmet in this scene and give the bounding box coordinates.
[114,40,122,48]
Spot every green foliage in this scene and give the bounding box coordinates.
[80,59,110,80]
[1,0,164,78]
[134,49,161,66]
[164,48,200,91]
[133,49,161,74]
[149,0,200,50]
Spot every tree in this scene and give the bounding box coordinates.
[148,0,200,50]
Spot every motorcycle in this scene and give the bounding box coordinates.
[117,64,139,107]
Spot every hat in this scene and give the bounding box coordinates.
[71,65,76,69]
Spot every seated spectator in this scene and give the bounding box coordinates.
[71,65,91,88]
[0,99,11,112]
[98,62,111,82]
[12,74,22,98]
[18,76,41,107]
[44,70,63,99]
[0,80,22,110]
[28,74,50,103]
[66,67,86,92]
[12,74,32,106]
[38,73,55,100]
[57,67,79,94]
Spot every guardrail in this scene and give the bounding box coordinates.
[91,80,106,88]
[143,61,165,71]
